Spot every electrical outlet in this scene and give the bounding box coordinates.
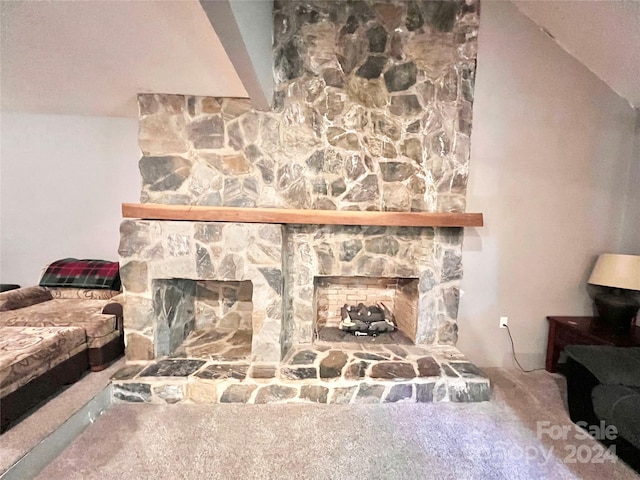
[500,317,508,328]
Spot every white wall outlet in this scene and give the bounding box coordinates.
[500,317,508,328]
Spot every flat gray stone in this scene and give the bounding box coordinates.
[442,364,459,377]
[300,385,329,403]
[438,321,458,344]
[385,384,413,403]
[139,359,206,377]
[449,382,490,402]
[153,385,184,404]
[344,361,368,380]
[196,364,249,381]
[417,382,448,402]
[120,261,148,294]
[320,351,349,379]
[256,158,275,184]
[442,250,462,281]
[254,385,298,404]
[196,246,214,278]
[323,68,344,88]
[380,162,416,182]
[343,175,379,202]
[113,383,151,403]
[385,346,407,358]
[370,362,416,380]
[364,236,400,256]
[111,364,145,381]
[416,382,435,402]
[194,224,222,243]
[345,155,366,180]
[407,120,421,134]
[280,367,317,380]
[330,386,358,404]
[384,62,417,92]
[338,35,367,74]
[289,350,317,365]
[422,0,458,32]
[139,156,192,192]
[354,383,386,404]
[416,357,440,377]
[220,384,256,403]
[276,38,303,80]
[367,25,387,53]
[353,352,388,361]
[331,178,347,196]
[389,94,421,116]
[356,56,387,79]
[259,267,282,294]
[449,362,484,378]
[406,1,424,31]
[443,287,460,318]
[340,239,363,262]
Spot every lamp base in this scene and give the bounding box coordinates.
[594,293,640,335]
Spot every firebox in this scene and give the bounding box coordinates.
[313,276,419,344]
[153,278,253,361]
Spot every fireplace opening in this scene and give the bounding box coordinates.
[313,277,418,345]
[153,279,253,360]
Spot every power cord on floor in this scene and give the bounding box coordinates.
[504,324,546,373]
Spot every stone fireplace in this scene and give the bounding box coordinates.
[114,0,489,404]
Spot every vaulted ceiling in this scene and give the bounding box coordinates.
[1,0,638,118]
[513,0,640,109]
[0,0,247,117]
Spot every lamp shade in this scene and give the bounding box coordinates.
[588,254,640,291]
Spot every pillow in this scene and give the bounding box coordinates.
[39,258,121,290]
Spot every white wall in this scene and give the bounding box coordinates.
[619,109,640,255]
[0,113,140,286]
[457,1,638,368]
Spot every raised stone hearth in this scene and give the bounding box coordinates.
[111,343,489,404]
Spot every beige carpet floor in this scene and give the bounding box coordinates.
[34,368,640,480]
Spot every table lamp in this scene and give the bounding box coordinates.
[588,254,640,335]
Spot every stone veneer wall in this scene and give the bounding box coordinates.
[282,225,461,353]
[119,221,283,362]
[137,0,478,212]
[121,0,479,361]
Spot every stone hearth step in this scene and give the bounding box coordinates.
[111,345,489,405]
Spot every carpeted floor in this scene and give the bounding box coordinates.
[35,369,640,480]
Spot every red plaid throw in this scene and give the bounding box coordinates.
[39,259,121,290]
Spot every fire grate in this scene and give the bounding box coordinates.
[339,302,396,336]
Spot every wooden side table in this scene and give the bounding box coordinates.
[545,316,640,372]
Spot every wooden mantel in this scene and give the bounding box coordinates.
[122,203,483,228]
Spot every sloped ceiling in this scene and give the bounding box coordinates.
[1,1,639,117]
[0,0,247,118]
[513,0,640,108]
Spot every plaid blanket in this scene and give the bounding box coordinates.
[39,259,121,291]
